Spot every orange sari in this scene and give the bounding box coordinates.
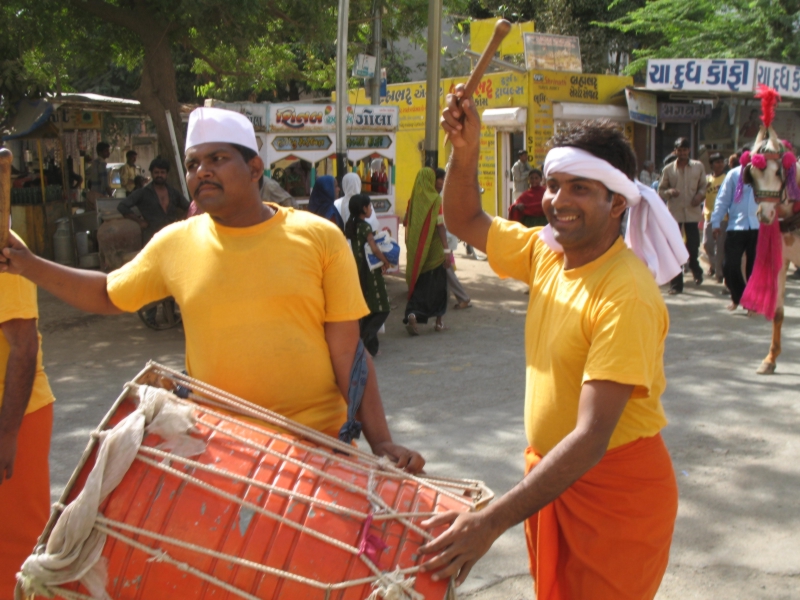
[524,434,678,600]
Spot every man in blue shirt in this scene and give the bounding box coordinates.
[710,157,759,311]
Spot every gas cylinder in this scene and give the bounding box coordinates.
[53,219,75,266]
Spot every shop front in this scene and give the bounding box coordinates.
[642,58,800,169]
[262,103,400,237]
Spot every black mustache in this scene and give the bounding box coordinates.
[193,181,222,200]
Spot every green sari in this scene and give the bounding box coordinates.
[405,167,444,297]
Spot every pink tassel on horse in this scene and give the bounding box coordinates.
[740,219,783,319]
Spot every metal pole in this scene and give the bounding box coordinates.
[370,0,382,105]
[336,0,351,186]
[165,110,191,202]
[424,0,442,169]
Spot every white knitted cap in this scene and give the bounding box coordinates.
[185,107,258,153]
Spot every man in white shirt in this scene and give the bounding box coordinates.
[511,149,532,201]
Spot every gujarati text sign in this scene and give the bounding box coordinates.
[646,59,755,93]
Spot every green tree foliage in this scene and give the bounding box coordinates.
[1,0,464,171]
[606,0,800,75]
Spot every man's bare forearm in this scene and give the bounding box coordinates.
[0,325,38,440]
[357,355,393,449]
[19,257,121,314]
[479,427,609,535]
[443,151,491,251]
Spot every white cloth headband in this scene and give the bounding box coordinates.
[540,147,688,286]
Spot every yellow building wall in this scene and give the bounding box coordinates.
[528,71,633,166]
[470,18,534,56]
[350,69,632,218]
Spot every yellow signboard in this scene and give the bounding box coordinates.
[529,71,631,165]
[350,68,631,217]
[470,18,534,57]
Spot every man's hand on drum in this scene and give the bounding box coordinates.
[371,440,425,474]
[0,233,34,276]
[441,84,481,152]
[418,510,501,586]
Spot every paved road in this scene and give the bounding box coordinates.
[36,248,800,599]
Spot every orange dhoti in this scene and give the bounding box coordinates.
[524,434,678,600]
[0,404,52,599]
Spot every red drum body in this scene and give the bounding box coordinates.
[27,364,492,600]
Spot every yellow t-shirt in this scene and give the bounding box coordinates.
[704,173,727,221]
[0,272,55,415]
[107,205,369,437]
[487,218,669,456]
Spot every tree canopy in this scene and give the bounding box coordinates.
[1,0,469,176]
[605,0,800,75]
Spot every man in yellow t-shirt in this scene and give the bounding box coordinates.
[702,152,728,283]
[1,107,423,474]
[0,259,55,598]
[421,90,679,599]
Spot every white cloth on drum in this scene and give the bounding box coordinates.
[540,147,689,286]
[19,386,203,600]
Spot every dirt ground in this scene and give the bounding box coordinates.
[35,242,800,599]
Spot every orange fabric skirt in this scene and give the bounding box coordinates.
[524,433,678,600]
[0,403,52,599]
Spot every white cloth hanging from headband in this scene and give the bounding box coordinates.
[540,147,689,286]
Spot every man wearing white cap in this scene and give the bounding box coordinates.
[420,87,686,599]
[0,107,423,473]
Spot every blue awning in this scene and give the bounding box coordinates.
[2,99,54,141]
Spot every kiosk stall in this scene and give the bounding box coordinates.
[262,103,400,239]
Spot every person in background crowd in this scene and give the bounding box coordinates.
[711,147,759,311]
[435,168,471,310]
[728,153,740,170]
[658,137,707,294]
[261,176,296,208]
[511,149,533,202]
[132,175,146,191]
[638,160,656,187]
[0,238,55,598]
[404,167,450,335]
[345,194,391,357]
[337,172,380,232]
[702,152,727,283]
[308,175,343,231]
[371,159,388,194]
[86,142,113,198]
[508,169,547,228]
[117,157,190,245]
[120,150,140,196]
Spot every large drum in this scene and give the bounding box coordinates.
[19,363,492,600]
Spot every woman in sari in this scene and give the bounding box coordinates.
[403,167,449,335]
[308,175,343,231]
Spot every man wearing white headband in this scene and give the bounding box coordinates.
[0,107,423,473]
[421,86,684,599]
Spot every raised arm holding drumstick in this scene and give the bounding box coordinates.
[420,22,683,597]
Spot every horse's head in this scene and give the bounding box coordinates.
[742,125,796,225]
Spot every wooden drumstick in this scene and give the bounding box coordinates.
[0,148,12,249]
[443,18,512,143]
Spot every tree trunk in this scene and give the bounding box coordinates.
[134,29,187,191]
[73,0,188,192]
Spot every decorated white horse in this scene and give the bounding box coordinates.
[737,86,800,374]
